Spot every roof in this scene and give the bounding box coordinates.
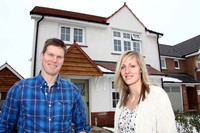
[95,61,165,75]
[0,62,24,92]
[30,3,162,35]
[159,44,180,57]
[30,6,108,25]
[160,35,200,58]
[60,42,103,76]
[173,35,200,57]
[163,72,200,84]
[0,62,24,79]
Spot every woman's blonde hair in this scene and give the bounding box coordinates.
[114,51,152,107]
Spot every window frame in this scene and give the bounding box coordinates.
[163,86,181,93]
[174,59,180,69]
[111,81,119,109]
[161,57,166,69]
[196,57,200,71]
[60,25,85,45]
[112,30,142,53]
[131,33,141,41]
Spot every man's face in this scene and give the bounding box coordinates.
[40,45,65,77]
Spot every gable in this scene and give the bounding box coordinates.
[0,63,24,92]
[107,3,145,32]
[60,42,103,76]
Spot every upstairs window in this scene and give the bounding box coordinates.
[174,59,180,69]
[197,57,200,71]
[131,33,141,41]
[124,41,131,51]
[60,26,84,44]
[133,42,140,52]
[113,30,141,53]
[161,57,166,69]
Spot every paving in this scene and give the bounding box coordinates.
[90,126,112,133]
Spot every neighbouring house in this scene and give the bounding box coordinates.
[0,62,24,109]
[30,3,164,126]
[159,35,200,112]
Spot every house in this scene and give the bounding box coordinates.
[0,62,24,109]
[159,35,200,112]
[30,3,164,126]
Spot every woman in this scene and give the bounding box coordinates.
[114,51,177,133]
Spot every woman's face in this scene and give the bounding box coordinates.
[120,56,142,88]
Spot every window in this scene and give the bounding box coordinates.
[111,81,119,108]
[114,31,121,37]
[74,28,83,43]
[164,86,180,93]
[197,57,200,71]
[161,58,166,69]
[60,26,84,44]
[124,41,131,51]
[133,42,140,52]
[174,59,180,69]
[114,40,121,51]
[61,27,70,41]
[113,30,141,53]
[74,83,85,96]
[164,86,170,93]
[131,33,141,41]
[171,86,180,93]
[123,33,130,39]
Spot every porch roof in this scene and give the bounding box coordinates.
[163,72,200,83]
[60,42,103,76]
[95,61,165,75]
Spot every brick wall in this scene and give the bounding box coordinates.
[185,56,196,78]
[197,72,200,81]
[196,85,200,109]
[182,85,189,112]
[162,58,185,73]
[91,111,115,126]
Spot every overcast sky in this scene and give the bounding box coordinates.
[0,0,200,78]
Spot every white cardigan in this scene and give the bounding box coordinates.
[114,85,177,133]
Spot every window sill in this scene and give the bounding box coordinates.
[66,43,88,48]
[111,53,121,55]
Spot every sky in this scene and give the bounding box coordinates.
[0,0,200,78]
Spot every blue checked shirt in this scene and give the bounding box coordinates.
[0,72,90,133]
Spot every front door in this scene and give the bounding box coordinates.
[71,79,89,124]
[187,87,198,110]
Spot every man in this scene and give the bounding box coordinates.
[0,38,90,133]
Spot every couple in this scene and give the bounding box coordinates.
[0,38,176,133]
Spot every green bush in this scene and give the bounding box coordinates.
[175,110,200,133]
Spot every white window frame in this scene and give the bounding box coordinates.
[133,41,141,52]
[131,33,141,41]
[174,59,180,69]
[111,81,119,109]
[112,30,142,53]
[60,25,85,45]
[161,57,166,69]
[197,57,200,71]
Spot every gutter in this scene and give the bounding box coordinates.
[156,34,164,88]
[145,28,164,88]
[33,16,44,76]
